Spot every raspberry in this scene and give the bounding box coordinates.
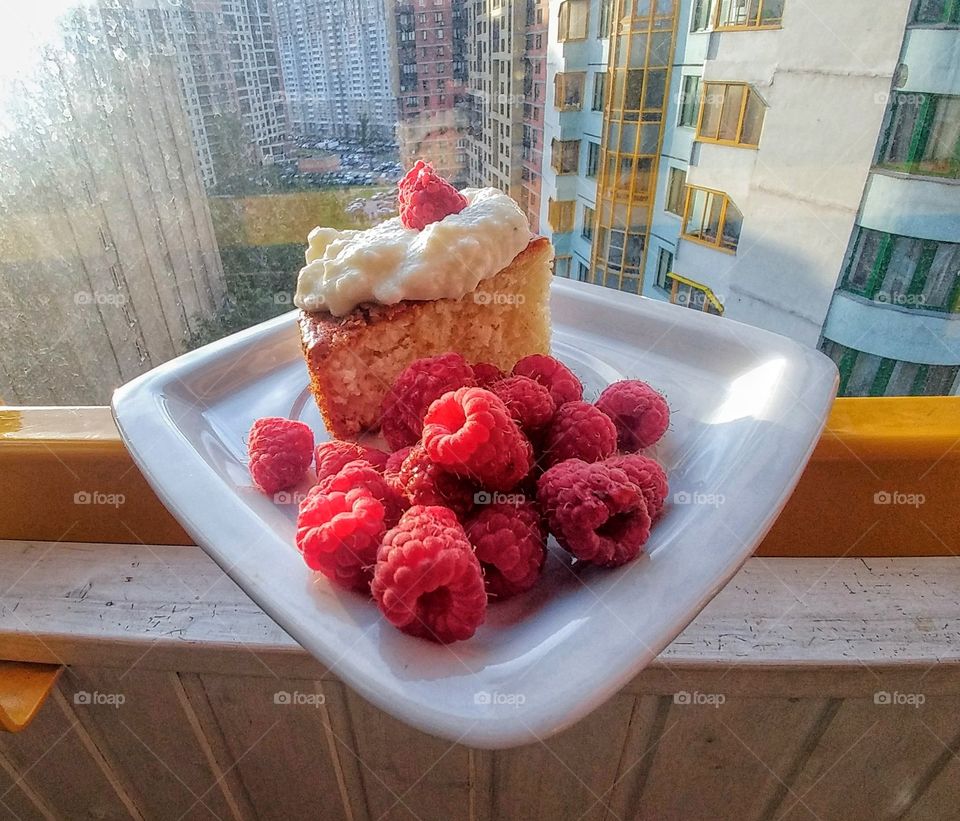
[393,444,477,518]
[380,353,476,450]
[512,354,583,408]
[595,380,670,451]
[247,417,314,495]
[489,375,556,432]
[397,161,468,231]
[537,459,651,567]
[471,361,505,387]
[314,440,389,482]
[542,401,617,467]
[605,454,669,519]
[372,506,486,643]
[296,485,385,592]
[422,387,533,492]
[384,446,413,480]
[465,501,546,599]
[317,460,408,527]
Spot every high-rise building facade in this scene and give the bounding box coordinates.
[99,0,287,190]
[463,0,547,229]
[392,0,470,185]
[542,0,959,396]
[273,0,397,142]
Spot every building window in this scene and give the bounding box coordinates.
[691,0,713,30]
[682,185,742,251]
[577,261,590,281]
[714,0,784,29]
[697,82,765,146]
[586,142,600,177]
[678,75,701,127]
[548,198,576,232]
[821,341,960,397]
[912,0,960,24]
[841,227,960,312]
[876,92,960,178]
[655,248,673,289]
[582,205,595,240]
[592,73,607,111]
[551,138,580,174]
[666,272,724,314]
[598,0,614,37]
[665,167,687,215]
[558,0,589,41]
[554,72,586,111]
[554,255,573,277]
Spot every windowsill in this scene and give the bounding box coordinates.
[713,23,783,32]
[694,137,760,150]
[679,233,738,254]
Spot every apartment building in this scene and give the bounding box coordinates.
[541,0,959,396]
[392,0,470,185]
[273,0,396,141]
[98,0,286,190]
[463,0,546,228]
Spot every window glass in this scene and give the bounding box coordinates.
[593,72,607,111]
[665,167,687,214]
[582,205,595,239]
[678,75,701,127]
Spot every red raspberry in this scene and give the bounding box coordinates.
[605,454,669,519]
[537,459,651,567]
[422,387,533,492]
[595,380,670,451]
[512,354,583,407]
[489,375,556,432]
[296,485,385,592]
[397,161,468,231]
[314,440,389,482]
[465,501,546,599]
[247,417,314,495]
[317,460,408,527]
[380,353,476,450]
[542,401,617,467]
[372,506,486,643]
[384,446,413,481]
[393,444,477,518]
[471,361,505,387]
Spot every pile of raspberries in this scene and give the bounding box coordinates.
[247,353,670,644]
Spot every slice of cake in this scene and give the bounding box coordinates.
[295,163,553,440]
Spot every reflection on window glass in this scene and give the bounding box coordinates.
[0,0,957,406]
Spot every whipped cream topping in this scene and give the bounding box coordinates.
[294,187,532,316]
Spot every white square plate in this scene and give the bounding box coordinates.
[112,279,837,748]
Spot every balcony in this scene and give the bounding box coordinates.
[0,397,958,817]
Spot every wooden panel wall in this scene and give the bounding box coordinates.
[0,665,957,820]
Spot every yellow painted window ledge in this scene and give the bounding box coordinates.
[1,398,959,557]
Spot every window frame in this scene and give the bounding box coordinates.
[713,0,785,31]
[875,91,960,179]
[665,166,687,215]
[592,72,607,112]
[554,72,586,112]
[581,205,595,240]
[696,81,765,148]
[547,198,576,232]
[558,0,590,42]
[666,272,724,314]
[551,138,581,175]
[681,184,742,252]
[678,75,702,128]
